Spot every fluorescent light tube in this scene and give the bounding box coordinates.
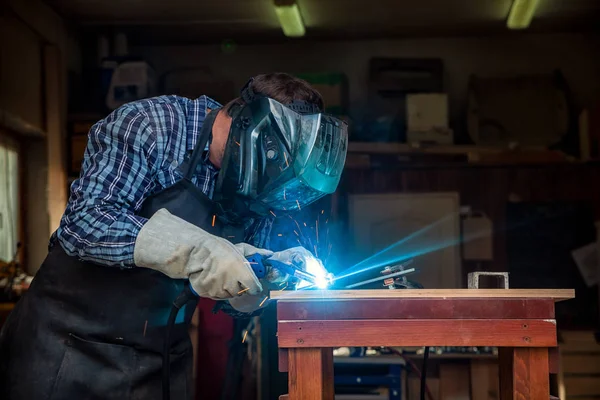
[274,1,305,37]
[507,0,540,29]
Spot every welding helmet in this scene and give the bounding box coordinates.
[214,79,348,222]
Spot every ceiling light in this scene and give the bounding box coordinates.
[274,0,305,37]
[507,0,540,29]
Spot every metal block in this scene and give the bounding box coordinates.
[467,272,509,289]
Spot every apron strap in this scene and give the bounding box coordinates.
[184,107,221,180]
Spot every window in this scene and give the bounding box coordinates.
[0,134,19,263]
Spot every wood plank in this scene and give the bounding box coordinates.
[277,298,555,320]
[561,354,600,373]
[288,348,334,400]
[563,376,600,396]
[271,289,574,301]
[499,348,549,400]
[278,319,557,348]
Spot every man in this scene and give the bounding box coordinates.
[0,73,348,399]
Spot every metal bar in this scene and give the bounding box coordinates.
[345,268,416,288]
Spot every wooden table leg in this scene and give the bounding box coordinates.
[499,348,550,400]
[288,348,334,400]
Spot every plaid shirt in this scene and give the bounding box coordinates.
[51,95,272,267]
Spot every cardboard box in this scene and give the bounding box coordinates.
[407,93,448,132]
[407,93,452,144]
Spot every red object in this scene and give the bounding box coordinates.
[276,292,568,399]
[195,299,234,400]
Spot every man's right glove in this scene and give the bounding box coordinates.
[133,208,271,299]
[228,246,320,313]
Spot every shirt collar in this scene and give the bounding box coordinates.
[185,95,222,152]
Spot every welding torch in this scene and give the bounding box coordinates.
[246,253,331,288]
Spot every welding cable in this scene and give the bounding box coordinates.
[163,285,196,400]
[386,348,434,400]
[420,346,430,400]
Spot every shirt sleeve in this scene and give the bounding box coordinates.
[57,105,158,267]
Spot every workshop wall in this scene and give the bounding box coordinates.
[133,33,600,126]
[1,0,72,273]
[0,13,44,129]
[341,164,600,328]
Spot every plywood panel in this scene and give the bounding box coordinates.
[272,289,575,301]
[348,193,461,289]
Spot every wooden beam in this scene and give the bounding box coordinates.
[499,348,549,400]
[271,289,575,301]
[277,298,555,320]
[278,319,557,348]
[288,348,334,400]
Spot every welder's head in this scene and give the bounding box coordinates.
[214,73,348,222]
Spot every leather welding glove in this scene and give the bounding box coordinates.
[133,208,272,299]
[228,246,317,313]
[227,243,281,313]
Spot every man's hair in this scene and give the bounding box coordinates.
[227,73,323,112]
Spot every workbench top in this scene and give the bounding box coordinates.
[270,288,575,301]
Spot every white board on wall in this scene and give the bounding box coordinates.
[348,192,462,289]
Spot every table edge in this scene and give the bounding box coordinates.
[270,289,575,301]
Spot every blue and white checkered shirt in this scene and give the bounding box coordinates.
[51,95,272,267]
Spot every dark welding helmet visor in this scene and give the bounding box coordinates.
[216,96,348,217]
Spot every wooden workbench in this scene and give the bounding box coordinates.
[272,289,575,400]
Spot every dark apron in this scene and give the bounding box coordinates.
[0,110,246,400]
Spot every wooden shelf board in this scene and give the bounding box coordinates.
[271,289,575,302]
[349,142,558,155]
[346,142,576,167]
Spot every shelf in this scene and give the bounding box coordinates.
[334,356,406,365]
[346,141,577,168]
